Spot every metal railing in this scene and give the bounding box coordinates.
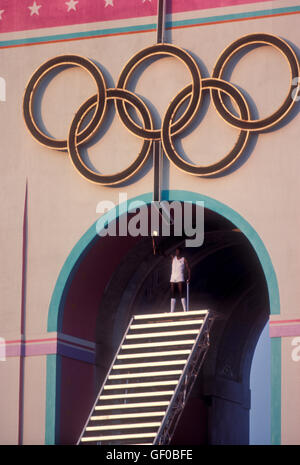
[153,312,214,445]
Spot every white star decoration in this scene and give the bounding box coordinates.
[104,0,114,7]
[0,10,4,20]
[28,1,42,16]
[66,0,79,12]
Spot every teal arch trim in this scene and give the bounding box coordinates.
[45,190,280,444]
[45,354,61,445]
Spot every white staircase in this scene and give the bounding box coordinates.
[78,310,213,445]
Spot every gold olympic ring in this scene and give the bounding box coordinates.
[23,34,300,184]
[68,88,153,185]
[212,33,300,131]
[115,43,202,140]
[161,78,250,176]
[23,55,107,150]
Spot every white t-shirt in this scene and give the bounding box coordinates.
[170,256,185,283]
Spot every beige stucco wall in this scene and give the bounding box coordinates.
[22,355,47,445]
[0,357,20,444]
[282,337,300,445]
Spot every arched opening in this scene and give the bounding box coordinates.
[46,191,279,445]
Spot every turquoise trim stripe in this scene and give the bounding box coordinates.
[45,354,61,445]
[46,190,280,444]
[0,23,157,48]
[168,5,300,27]
[271,337,281,445]
[1,5,300,48]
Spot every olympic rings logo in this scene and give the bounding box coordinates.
[23,33,300,185]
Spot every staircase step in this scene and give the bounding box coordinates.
[126,329,199,339]
[121,339,195,349]
[91,411,165,421]
[99,391,174,400]
[134,310,208,320]
[94,401,169,410]
[117,349,191,359]
[112,360,187,370]
[130,320,204,329]
[86,422,161,431]
[108,370,182,379]
[81,432,156,442]
[104,380,178,390]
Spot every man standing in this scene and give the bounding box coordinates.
[152,239,191,312]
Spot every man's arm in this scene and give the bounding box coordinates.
[184,258,191,283]
[152,237,172,258]
[152,236,157,255]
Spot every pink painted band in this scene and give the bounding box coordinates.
[2,336,95,363]
[270,324,300,338]
[0,0,273,34]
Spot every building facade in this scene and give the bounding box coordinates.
[0,0,300,445]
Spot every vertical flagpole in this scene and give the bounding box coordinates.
[18,179,28,444]
[157,0,166,44]
[153,0,166,203]
[186,282,190,312]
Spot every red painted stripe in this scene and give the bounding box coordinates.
[270,319,300,325]
[5,337,94,352]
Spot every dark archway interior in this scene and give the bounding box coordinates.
[60,204,270,444]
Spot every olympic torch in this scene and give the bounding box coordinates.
[152,230,158,255]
